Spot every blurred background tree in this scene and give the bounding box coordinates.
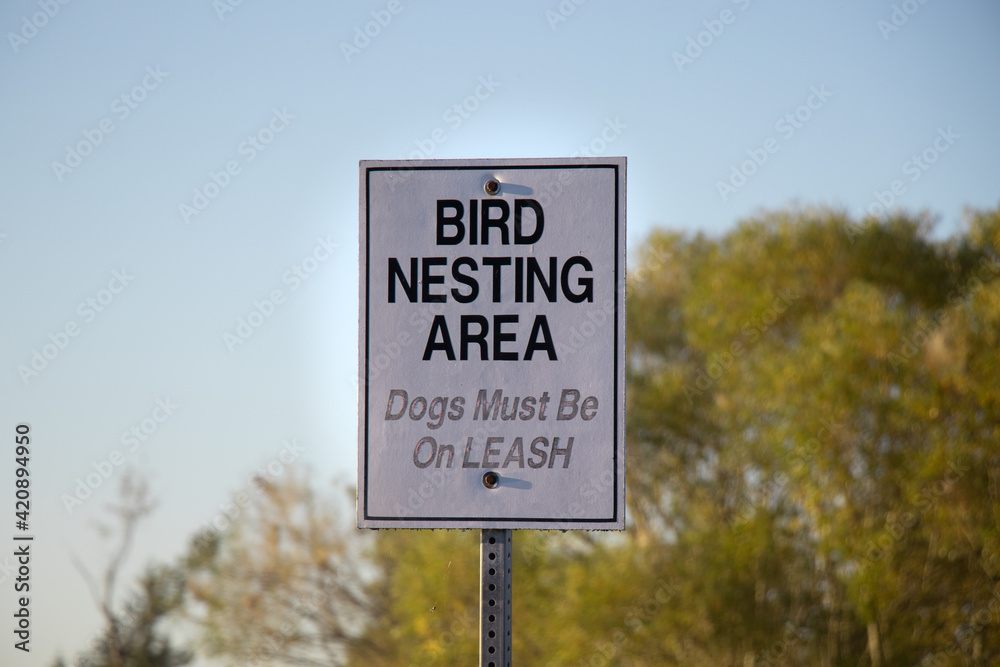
[53,473,192,667]
[71,205,999,666]
[182,470,379,666]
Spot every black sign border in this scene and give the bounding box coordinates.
[361,161,624,526]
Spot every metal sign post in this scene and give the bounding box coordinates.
[480,529,512,667]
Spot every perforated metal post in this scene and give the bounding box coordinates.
[480,529,512,666]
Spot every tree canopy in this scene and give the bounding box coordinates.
[71,204,1000,666]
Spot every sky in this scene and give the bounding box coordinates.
[0,0,998,664]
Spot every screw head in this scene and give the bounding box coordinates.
[484,179,500,196]
[482,471,500,489]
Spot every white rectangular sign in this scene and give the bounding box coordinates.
[358,157,625,529]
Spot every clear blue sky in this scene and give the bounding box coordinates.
[0,1,997,664]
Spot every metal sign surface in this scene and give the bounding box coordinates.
[358,157,625,529]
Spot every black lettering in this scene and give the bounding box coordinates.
[482,257,511,302]
[493,314,518,361]
[436,200,464,245]
[524,315,557,360]
[515,257,523,302]
[422,316,455,360]
[451,257,479,303]
[481,199,510,244]
[461,315,489,361]
[388,257,418,303]
[470,199,478,244]
[422,257,447,302]
[527,256,558,302]
[514,199,544,244]
[561,256,594,303]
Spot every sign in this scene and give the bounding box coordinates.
[358,157,625,529]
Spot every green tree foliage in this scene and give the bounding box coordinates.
[183,205,1000,666]
[183,470,381,666]
[54,475,192,667]
[52,566,191,667]
[623,205,1000,666]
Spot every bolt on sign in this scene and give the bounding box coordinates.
[358,157,626,529]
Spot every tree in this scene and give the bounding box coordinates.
[54,472,192,667]
[183,469,381,666]
[624,205,1000,665]
[181,205,1000,667]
